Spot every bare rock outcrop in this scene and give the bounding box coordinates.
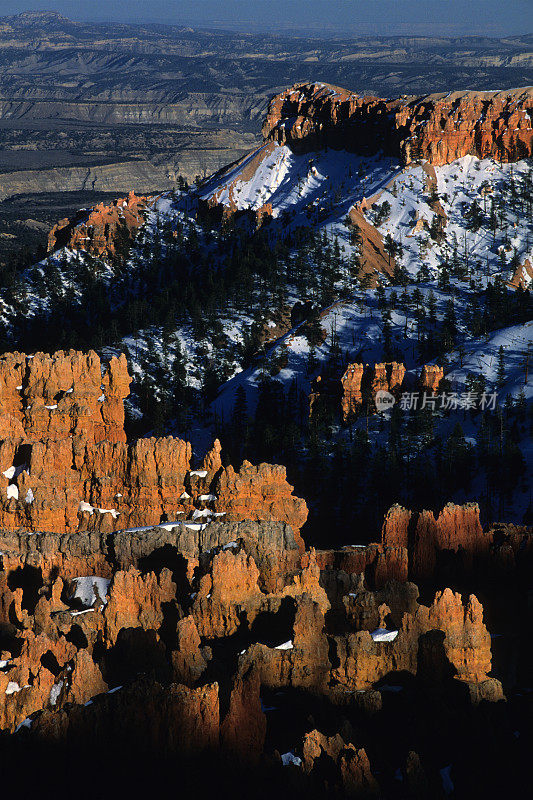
[419,364,444,393]
[333,586,501,699]
[340,363,365,420]
[411,502,490,581]
[302,730,380,798]
[48,190,149,260]
[0,350,308,538]
[262,82,533,166]
[214,460,308,539]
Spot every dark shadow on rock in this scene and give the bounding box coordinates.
[249,596,297,648]
[7,565,43,613]
[102,627,171,686]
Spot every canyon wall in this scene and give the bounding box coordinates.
[262,82,533,166]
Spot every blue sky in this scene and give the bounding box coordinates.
[2,1,532,36]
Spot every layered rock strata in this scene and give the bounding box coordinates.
[263,82,533,166]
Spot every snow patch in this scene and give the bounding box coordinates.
[71,576,110,608]
[371,628,399,642]
[281,752,302,767]
[49,680,64,706]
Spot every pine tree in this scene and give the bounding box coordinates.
[376,280,387,309]
[496,344,506,387]
[427,290,437,326]
[231,384,248,449]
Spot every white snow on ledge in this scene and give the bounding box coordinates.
[6,485,18,500]
[371,628,398,642]
[274,640,294,650]
[184,522,208,531]
[189,470,207,478]
[78,502,119,519]
[49,680,64,706]
[98,508,119,518]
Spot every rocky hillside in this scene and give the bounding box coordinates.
[1,82,530,539]
[1,9,531,268]
[0,77,530,796]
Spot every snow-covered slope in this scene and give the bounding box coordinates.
[200,141,399,223]
[6,139,533,526]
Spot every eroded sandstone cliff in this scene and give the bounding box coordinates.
[262,82,533,166]
[0,350,307,537]
[47,190,149,259]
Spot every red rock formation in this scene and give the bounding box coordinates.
[48,190,149,260]
[347,204,397,282]
[214,461,308,538]
[412,589,492,683]
[372,545,409,587]
[396,89,533,166]
[103,567,177,646]
[315,543,409,595]
[262,82,533,166]
[371,361,405,398]
[171,615,208,686]
[0,350,309,538]
[321,503,531,594]
[302,730,379,798]
[509,257,533,290]
[192,549,263,638]
[0,624,108,732]
[333,586,501,698]
[412,502,490,581]
[262,82,398,155]
[420,364,444,393]
[243,593,331,693]
[388,361,406,394]
[341,363,364,420]
[282,548,330,614]
[381,504,412,548]
[0,349,130,444]
[201,437,223,478]
[339,361,406,422]
[31,679,221,757]
[0,497,509,766]
[220,665,266,764]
